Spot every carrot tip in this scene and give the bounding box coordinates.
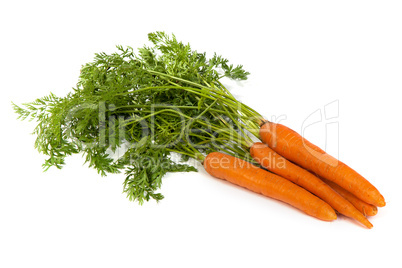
[378,200,386,207]
[371,207,378,216]
[360,218,374,229]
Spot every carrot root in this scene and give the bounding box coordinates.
[320,177,378,217]
[204,152,337,222]
[259,121,385,207]
[250,142,373,229]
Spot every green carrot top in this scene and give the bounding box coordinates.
[12,32,263,204]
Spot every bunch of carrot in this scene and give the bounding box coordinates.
[14,32,384,228]
[204,120,384,228]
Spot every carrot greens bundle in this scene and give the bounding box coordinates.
[13,32,260,204]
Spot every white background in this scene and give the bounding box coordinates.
[1,1,401,267]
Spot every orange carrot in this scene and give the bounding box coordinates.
[320,177,378,217]
[259,121,386,207]
[250,142,373,228]
[204,152,337,222]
